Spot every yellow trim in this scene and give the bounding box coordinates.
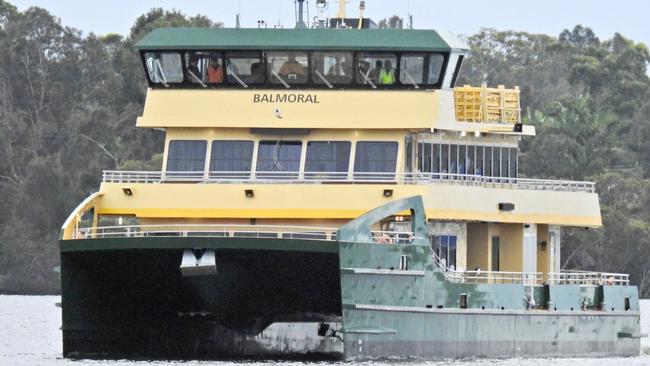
[97,207,600,227]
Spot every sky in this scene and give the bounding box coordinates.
[8,0,650,47]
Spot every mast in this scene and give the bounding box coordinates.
[295,0,308,29]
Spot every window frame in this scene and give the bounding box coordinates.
[165,140,208,176]
[209,140,254,179]
[353,141,399,179]
[304,140,352,180]
[141,50,450,90]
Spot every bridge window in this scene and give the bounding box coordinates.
[399,53,445,86]
[354,141,398,179]
[166,140,207,176]
[311,51,354,86]
[144,52,183,85]
[185,51,223,85]
[210,140,254,178]
[256,141,302,178]
[268,51,309,85]
[305,141,351,179]
[225,51,265,86]
[356,52,397,86]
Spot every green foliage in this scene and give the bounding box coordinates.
[0,5,219,294]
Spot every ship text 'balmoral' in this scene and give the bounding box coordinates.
[253,93,320,104]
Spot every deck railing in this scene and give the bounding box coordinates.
[75,224,340,241]
[101,170,595,193]
[547,271,630,286]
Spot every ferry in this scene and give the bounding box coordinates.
[59,2,641,361]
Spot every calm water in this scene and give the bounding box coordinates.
[1,295,648,366]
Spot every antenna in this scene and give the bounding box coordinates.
[335,0,348,19]
[315,0,329,28]
[294,0,309,29]
[236,0,241,28]
[357,1,365,29]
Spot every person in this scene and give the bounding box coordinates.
[207,58,223,83]
[327,56,346,76]
[367,60,383,83]
[279,53,304,78]
[379,59,395,85]
[186,54,202,83]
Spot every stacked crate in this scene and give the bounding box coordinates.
[454,84,520,124]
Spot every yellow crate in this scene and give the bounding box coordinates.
[453,84,521,124]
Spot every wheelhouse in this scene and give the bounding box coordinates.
[136,28,468,90]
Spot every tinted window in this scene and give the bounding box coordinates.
[144,52,183,85]
[426,54,445,84]
[226,51,265,85]
[166,140,207,176]
[210,141,253,178]
[268,51,309,85]
[312,51,353,85]
[256,141,302,178]
[356,52,397,86]
[400,54,425,85]
[185,51,223,85]
[354,141,398,179]
[305,141,351,179]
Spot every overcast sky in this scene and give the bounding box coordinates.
[9,0,650,46]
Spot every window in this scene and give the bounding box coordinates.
[467,145,475,176]
[426,54,445,84]
[509,147,518,178]
[475,146,484,175]
[311,51,353,86]
[166,140,207,177]
[185,52,223,85]
[225,51,265,86]
[354,141,398,179]
[432,235,457,270]
[450,55,464,87]
[267,51,309,85]
[484,146,493,177]
[210,140,254,178]
[356,52,397,86]
[305,141,351,179]
[144,52,183,85]
[459,145,467,175]
[399,54,425,85]
[256,141,302,178]
[441,144,449,173]
[450,144,458,174]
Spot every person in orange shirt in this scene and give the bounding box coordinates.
[207,59,223,83]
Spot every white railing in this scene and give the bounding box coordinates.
[75,224,339,241]
[432,250,542,285]
[101,170,596,193]
[447,270,543,285]
[547,271,630,286]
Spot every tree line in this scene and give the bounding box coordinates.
[0,2,648,296]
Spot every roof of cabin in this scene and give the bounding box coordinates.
[135,28,468,52]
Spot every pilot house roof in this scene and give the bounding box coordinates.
[135,28,467,52]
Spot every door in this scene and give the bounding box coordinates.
[491,236,500,271]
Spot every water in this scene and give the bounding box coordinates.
[1,295,648,366]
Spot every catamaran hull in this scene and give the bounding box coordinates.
[60,237,641,360]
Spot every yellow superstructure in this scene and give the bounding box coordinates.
[62,27,602,278]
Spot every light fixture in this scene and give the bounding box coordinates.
[498,202,515,211]
[122,186,133,196]
[460,130,466,137]
[245,189,255,198]
[383,189,393,198]
[474,130,481,137]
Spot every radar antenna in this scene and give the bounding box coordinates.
[294,0,309,29]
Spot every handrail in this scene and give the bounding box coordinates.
[60,192,103,240]
[547,271,630,286]
[75,224,339,240]
[101,170,596,193]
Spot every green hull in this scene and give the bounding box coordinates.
[59,235,640,360]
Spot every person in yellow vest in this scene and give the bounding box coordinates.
[379,59,395,85]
